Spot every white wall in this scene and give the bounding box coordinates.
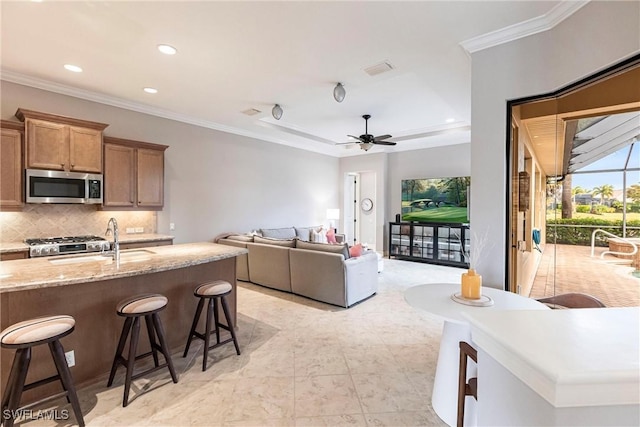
[387,143,471,222]
[1,81,340,243]
[470,1,640,288]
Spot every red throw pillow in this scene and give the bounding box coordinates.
[349,243,363,258]
[326,228,337,244]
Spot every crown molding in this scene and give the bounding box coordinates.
[460,1,590,54]
[0,69,337,157]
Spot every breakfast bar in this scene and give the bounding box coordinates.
[465,307,640,426]
[0,242,247,403]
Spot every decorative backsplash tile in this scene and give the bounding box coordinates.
[0,205,156,242]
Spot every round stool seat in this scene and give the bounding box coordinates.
[195,280,232,297]
[1,315,75,348]
[117,294,168,316]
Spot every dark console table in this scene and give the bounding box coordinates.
[388,222,470,268]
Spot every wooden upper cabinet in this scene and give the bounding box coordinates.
[69,126,103,172]
[103,136,168,210]
[137,148,164,207]
[0,121,24,210]
[25,119,66,170]
[15,108,108,173]
[103,143,135,207]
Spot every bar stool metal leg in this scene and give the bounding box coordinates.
[221,294,241,355]
[183,298,205,358]
[123,316,141,407]
[49,340,84,426]
[151,313,178,383]
[3,348,30,427]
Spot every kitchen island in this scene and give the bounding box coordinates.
[0,242,247,403]
[465,307,640,426]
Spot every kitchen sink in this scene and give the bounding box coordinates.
[48,249,155,265]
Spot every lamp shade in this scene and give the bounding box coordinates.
[272,104,283,120]
[333,83,346,103]
[327,208,340,220]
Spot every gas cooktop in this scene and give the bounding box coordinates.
[25,235,111,257]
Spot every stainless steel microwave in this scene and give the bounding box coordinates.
[26,169,103,204]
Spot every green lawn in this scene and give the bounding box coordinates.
[402,206,469,223]
[546,210,640,221]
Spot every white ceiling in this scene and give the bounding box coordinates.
[0,1,587,157]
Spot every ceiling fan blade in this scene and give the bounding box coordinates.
[372,140,397,146]
[347,134,365,142]
[373,134,393,141]
[336,141,356,145]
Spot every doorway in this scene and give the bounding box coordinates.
[342,171,377,248]
[506,54,640,306]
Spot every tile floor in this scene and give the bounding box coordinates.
[529,243,640,307]
[20,259,464,427]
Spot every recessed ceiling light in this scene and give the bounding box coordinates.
[64,64,83,73]
[143,87,158,94]
[157,44,177,55]
[445,118,455,123]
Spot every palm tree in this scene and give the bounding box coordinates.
[561,174,573,219]
[592,184,614,205]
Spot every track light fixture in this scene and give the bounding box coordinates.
[272,104,283,120]
[333,82,346,103]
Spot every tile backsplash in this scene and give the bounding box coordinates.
[0,205,156,242]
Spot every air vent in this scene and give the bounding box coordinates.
[241,108,262,116]
[364,61,394,76]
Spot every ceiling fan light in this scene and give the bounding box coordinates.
[272,104,283,120]
[333,83,346,103]
[360,142,373,151]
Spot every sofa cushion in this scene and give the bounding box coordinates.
[326,228,337,244]
[295,226,320,242]
[261,227,297,239]
[296,240,350,259]
[226,234,254,242]
[349,243,363,258]
[253,235,297,247]
[311,227,328,243]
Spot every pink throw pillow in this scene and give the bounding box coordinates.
[326,228,337,244]
[349,243,363,258]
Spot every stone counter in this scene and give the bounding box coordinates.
[0,242,245,293]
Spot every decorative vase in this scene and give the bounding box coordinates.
[461,268,482,299]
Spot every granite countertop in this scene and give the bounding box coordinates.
[0,242,247,293]
[0,233,175,254]
[465,307,640,408]
[108,233,174,244]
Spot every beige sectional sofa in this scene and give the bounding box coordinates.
[218,227,378,308]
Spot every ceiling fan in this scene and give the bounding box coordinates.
[340,114,396,151]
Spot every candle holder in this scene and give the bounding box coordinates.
[461,268,482,299]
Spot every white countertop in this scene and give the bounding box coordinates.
[404,283,547,324]
[465,307,640,408]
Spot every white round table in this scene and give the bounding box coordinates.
[404,283,548,426]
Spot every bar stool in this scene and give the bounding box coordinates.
[183,280,240,371]
[107,294,178,407]
[0,315,84,427]
[457,341,478,427]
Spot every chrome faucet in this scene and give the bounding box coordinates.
[105,217,120,265]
